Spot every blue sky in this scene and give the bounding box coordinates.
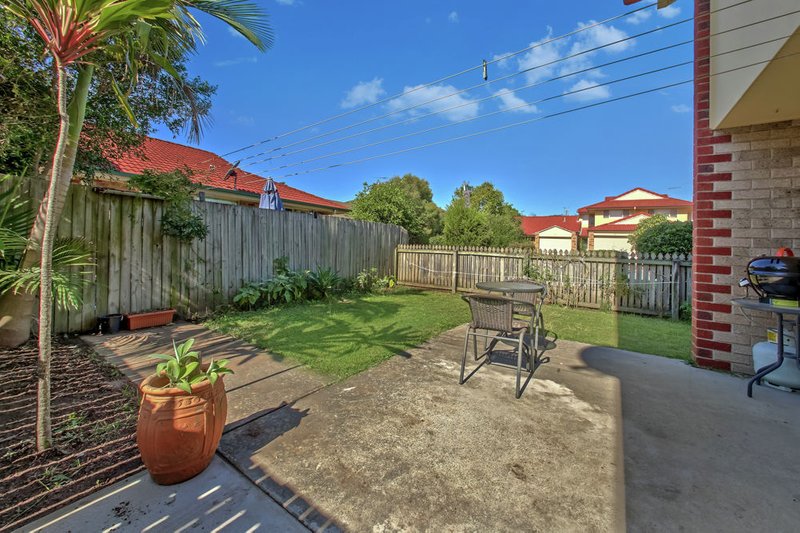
[154,0,694,213]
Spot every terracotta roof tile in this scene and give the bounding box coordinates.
[519,215,581,235]
[109,137,349,211]
[577,188,691,214]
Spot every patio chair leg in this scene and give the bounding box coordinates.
[460,327,471,385]
[515,334,524,399]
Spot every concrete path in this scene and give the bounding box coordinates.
[82,322,334,431]
[21,457,307,533]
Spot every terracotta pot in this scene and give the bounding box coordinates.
[136,370,227,485]
[125,309,175,331]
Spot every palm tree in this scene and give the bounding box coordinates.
[1,0,272,451]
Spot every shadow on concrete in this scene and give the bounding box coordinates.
[219,403,346,532]
[577,343,800,531]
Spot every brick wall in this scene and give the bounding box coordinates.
[692,0,800,373]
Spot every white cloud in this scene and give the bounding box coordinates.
[340,78,386,109]
[572,21,632,55]
[494,20,632,88]
[213,56,257,67]
[227,27,245,39]
[658,5,681,19]
[448,11,459,23]
[671,104,691,113]
[493,89,538,114]
[626,10,652,25]
[387,84,480,122]
[232,114,255,126]
[564,79,611,102]
[275,0,296,5]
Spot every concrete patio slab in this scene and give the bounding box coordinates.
[219,325,800,532]
[19,456,307,533]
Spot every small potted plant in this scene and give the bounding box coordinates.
[136,338,233,485]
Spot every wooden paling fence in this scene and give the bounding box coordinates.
[20,182,407,333]
[395,245,692,318]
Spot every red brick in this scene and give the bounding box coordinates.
[695,283,731,294]
[696,339,732,352]
[694,264,731,274]
[695,209,731,219]
[695,228,731,238]
[694,301,731,313]
[694,356,732,371]
[695,247,732,256]
[696,311,713,321]
[696,320,732,332]
[696,173,732,182]
[695,273,713,283]
[696,191,731,200]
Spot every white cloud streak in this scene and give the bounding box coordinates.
[448,11,459,23]
[626,10,652,25]
[213,56,257,67]
[340,78,386,109]
[387,84,480,122]
[493,89,538,114]
[564,79,611,102]
[671,104,691,113]
[658,5,681,19]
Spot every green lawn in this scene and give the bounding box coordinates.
[206,288,471,379]
[206,288,692,379]
[542,305,692,361]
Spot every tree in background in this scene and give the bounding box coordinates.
[0,9,216,178]
[436,182,525,247]
[350,174,442,244]
[628,215,693,255]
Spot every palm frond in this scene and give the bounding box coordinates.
[181,0,274,51]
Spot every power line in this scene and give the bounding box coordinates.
[214,2,661,161]
[260,61,694,174]
[239,17,693,167]
[268,49,800,181]
[238,0,760,168]
[252,28,795,174]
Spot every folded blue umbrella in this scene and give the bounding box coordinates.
[259,177,284,210]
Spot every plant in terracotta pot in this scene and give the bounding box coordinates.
[137,339,233,485]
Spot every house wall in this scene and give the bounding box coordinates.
[693,0,800,372]
[592,233,631,252]
[710,0,800,129]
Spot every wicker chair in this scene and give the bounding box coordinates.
[460,294,538,398]
[504,278,546,350]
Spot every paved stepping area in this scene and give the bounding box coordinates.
[82,322,334,431]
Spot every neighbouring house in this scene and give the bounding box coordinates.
[520,215,581,252]
[577,188,692,252]
[90,137,350,215]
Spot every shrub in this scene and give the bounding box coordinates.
[355,267,396,294]
[308,266,343,300]
[233,283,261,310]
[629,216,693,256]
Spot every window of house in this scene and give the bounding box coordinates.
[603,210,609,218]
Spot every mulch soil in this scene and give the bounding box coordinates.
[0,341,143,532]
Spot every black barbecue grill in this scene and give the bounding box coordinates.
[745,249,800,302]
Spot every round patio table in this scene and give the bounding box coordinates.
[475,280,545,295]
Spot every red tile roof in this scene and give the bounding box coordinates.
[109,137,349,211]
[520,215,581,236]
[577,188,691,214]
[590,212,652,232]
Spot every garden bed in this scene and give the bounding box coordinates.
[0,341,142,532]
